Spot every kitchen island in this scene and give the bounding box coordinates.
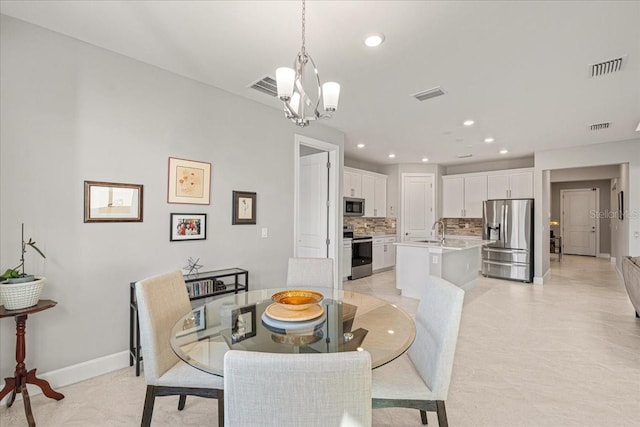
[395,238,495,299]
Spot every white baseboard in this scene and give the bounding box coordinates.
[0,350,130,407]
[610,256,617,264]
[598,253,611,259]
[533,268,551,285]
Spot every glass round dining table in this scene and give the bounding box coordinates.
[170,288,416,376]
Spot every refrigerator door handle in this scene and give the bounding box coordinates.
[483,260,522,267]
[484,248,528,254]
[502,203,508,243]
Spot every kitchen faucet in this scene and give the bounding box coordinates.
[432,219,446,243]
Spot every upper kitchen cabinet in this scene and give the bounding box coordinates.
[344,169,362,198]
[442,174,487,218]
[487,169,533,199]
[344,167,387,217]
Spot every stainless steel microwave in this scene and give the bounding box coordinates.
[344,197,365,216]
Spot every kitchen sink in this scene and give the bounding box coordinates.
[416,239,444,244]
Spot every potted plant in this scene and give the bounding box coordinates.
[0,223,46,310]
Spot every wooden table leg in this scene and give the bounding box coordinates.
[26,368,64,400]
[20,384,36,427]
[0,376,17,406]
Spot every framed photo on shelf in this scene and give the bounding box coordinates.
[167,157,211,205]
[231,305,257,344]
[232,191,256,225]
[170,213,207,241]
[84,181,143,223]
[176,306,206,337]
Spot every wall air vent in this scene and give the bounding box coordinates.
[411,86,446,102]
[456,154,473,159]
[589,55,626,77]
[249,75,278,97]
[589,122,611,131]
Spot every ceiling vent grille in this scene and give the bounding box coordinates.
[249,75,278,97]
[411,86,446,102]
[589,122,611,131]
[589,55,626,77]
[456,153,473,159]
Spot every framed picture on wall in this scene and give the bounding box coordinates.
[167,157,211,205]
[232,191,256,225]
[84,181,143,222]
[170,213,207,241]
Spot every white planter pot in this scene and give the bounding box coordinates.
[0,277,45,310]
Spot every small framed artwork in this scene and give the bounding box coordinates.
[170,213,207,241]
[176,306,206,337]
[167,157,211,205]
[84,181,143,223]
[232,191,257,225]
[231,305,257,344]
[618,191,624,220]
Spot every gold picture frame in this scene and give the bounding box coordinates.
[84,181,143,223]
[167,157,211,205]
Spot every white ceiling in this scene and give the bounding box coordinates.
[2,1,639,166]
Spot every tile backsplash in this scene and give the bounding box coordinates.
[443,218,483,237]
[344,217,396,235]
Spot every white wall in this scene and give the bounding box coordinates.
[444,156,534,175]
[535,140,639,279]
[0,16,343,376]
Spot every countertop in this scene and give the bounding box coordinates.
[394,238,495,251]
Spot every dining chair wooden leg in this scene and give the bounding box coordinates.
[178,394,186,410]
[141,385,156,427]
[420,409,428,424]
[436,400,448,427]
[217,390,224,426]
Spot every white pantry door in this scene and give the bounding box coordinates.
[562,188,597,256]
[297,152,329,257]
[401,174,435,242]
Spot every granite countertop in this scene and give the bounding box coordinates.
[395,238,495,251]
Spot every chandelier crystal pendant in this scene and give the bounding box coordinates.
[275,0,340,127]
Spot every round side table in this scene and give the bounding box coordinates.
[0,299,64,427]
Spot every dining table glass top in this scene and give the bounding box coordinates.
[170,288,416,376]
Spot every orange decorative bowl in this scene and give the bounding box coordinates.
[271,290,324,311]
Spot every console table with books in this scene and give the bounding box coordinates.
[129,268,248,376]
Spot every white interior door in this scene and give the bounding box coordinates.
[401,174,435,242]
[562,188,597,256]
[297,152,329,257]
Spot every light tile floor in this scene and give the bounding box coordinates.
[1,255,638,426]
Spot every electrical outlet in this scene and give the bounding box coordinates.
[261,228,268,238]
[432,255,439,264]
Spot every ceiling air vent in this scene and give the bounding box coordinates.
[411,86,446,102]
[249,75,278,97]
[589,55,626,77]
[456,153,473,159]
[589,122,611,131]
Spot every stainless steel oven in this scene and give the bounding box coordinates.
[343,225,373,280]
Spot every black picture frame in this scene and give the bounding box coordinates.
[618,191,624,220]
[176,306,206,337]
[232,191,257,225]
[170,213,207,241]
[231,305,257,344]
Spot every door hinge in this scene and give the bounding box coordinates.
[430,183,433,188]
[327,162,331,169]
[326,238,331,246]
[326,200,330,207]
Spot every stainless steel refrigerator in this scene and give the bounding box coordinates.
[482,199,534,282]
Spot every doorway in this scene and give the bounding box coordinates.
[293,135,340,287]
[400,173,435,242]
[561,188,598,256]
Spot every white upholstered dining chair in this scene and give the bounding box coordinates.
[286,257,334,288]
[223,350,372,427]
[135,270,224,426]
[372,275,465,426]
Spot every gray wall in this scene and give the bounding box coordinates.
[444,156,534,175]
[0,16,344,375]
[550,180,612,254]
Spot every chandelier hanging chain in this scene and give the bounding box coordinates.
[301,0,306,56]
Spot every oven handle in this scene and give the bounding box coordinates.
[352,238,373,243]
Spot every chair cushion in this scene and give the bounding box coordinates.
[157,359,224,389]
[372,353,434,401]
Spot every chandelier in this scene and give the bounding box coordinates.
[275,0,340,127]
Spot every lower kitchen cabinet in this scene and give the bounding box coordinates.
[343,239,352,280]
[373,236,396,272]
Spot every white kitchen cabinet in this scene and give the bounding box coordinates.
[343,239,352,280]
[487,169,533,199]
[345,167,387,217]
[373,235,396,272]
[344,169,362,198]
[442,175,487,218]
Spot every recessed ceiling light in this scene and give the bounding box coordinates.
[499,149,509,154]
[357,143,365,148]
[364,33,385,47]
[422,157,429,162]
[388,154,396,158]
[484,137,495,143]
[463,120,475,126]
